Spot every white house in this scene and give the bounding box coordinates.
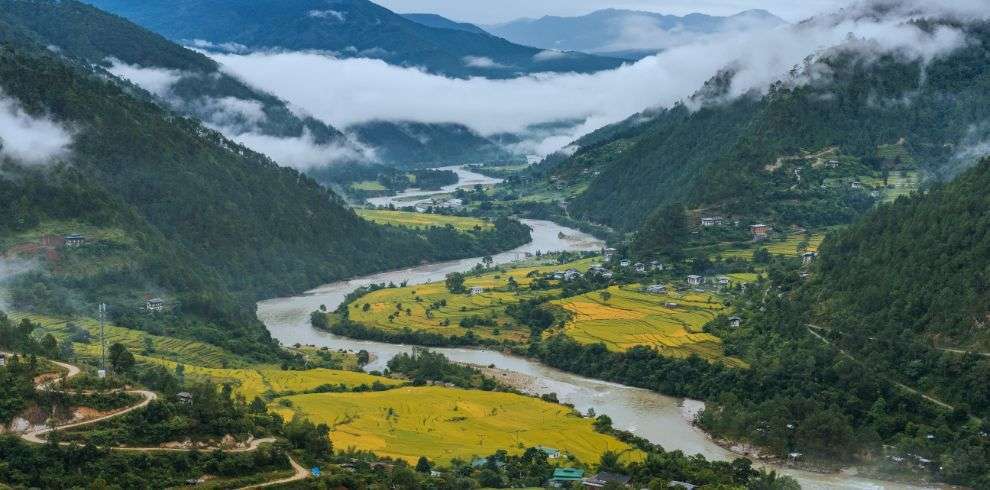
[634,263,646,273]
[717,276,730,287]
[603,248,618,262]
[563,269,581,281]
[687,275,703,286]
[700,216,724,227]
[0,353,6,367]
[646,284,666,294]
[469,286,485,295]
[802,252,818,265]
[63,234,85,247]
[851,181,863,189]
[729,316,742,328]
[146,298,165,312]
[649,260,663,271]
[619,260,631,268]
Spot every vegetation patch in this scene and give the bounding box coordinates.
[272,386,643,464]
[356,209,494,231]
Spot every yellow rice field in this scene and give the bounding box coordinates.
[718,233,825,260]
[273,386,643,464]
[547,285,743,366]
[355,209,493,231]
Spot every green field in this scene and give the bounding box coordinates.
[345,258,601,342]
[12,312,249,369]
[547,285,742,366]
[355,209,493,231]
[273,386,643,464]
[349,180,388,192]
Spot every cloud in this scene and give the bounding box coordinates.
[230,130,374,170]
[0,94,73,166]
[0,257,38,312]
[188,39,249,53]
[198,96,268,130]
[209,4,971,155]
[308,9,346,21]
[533,50,571,62]
[105,58,184,98]
[462,56,508,69]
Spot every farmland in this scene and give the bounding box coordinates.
[546,285,743,366]
[713,232,825,261]
[343,258,601,342]
[355,209,493,231]
[273,386,642,464]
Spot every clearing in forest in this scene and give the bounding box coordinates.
[355,209,493,231]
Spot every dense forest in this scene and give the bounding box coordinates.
[310,164,458,199]
[558,20,990,233]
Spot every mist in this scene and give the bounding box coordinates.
[0,94,73,166]
[0,258,38,312]
[209,1,973,155]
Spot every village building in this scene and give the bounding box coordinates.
[582,472,631,488]
[668,482,698,490]
[469,286,485,295]
[549,468,584,487]
[63,234,85,247]
[562,269,582,281]
[146,298,165,312]
[802,251,818,265]
[649,260,663,271]
[717,276,730,287]
[664,302,680,308]
[0,353,6,367]
[177,392,193,404]
[634,262,646,273]
[750,224,770,240]
[646,284,666,294]
[619,259,631,268]
[537,446,562,459]
[729,316,742,328]
[700,216,724,227]
[687,275,704,287]
[851,181,863,189]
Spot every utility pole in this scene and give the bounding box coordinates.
[99,303,107,370]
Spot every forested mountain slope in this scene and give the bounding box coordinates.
[561,21,990,232]
[0,0,511,170]
[83,0,625,79]
[808,157,990,416]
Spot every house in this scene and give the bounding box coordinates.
[177,392,193,404]
[750,224,770,240]
[668,482,697,490]
[63,234,85,247]
[619,259,631,268]
[634,262,646,273]
[537,446,561,459]
[700,216,724,227]
[562,269,582,281]
[801,251,818,265]
[729,316,742,328]
[646,284,666,294]
[146,298,165,312]
[649,260,663,271]
[582,472,631,488]
[469,287,485,296]
[717,276,730,287]
[550,468,584,486]
[600,271,614,279]
[664,302,680,308]
[0,353,6,367]
[686,275,703,286]
[851,181,863,189]
[602,248,618,262]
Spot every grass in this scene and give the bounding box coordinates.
[272,386,643,464]
[142,357,403,400]
[546,285,743,366]
[345,258,601,342]
[350,180,387,192]
[11,312,249,369]
[355,209,493,231]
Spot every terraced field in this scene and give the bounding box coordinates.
[345,258,601,342]
[547,285,743,366]
[717,233,825,260]
[143,357,403,400]
[273,386,643,464]
[355,209,493,231]
[12,313,247,368]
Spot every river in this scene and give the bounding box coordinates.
[365,165,502,208]
[258,169,933,490]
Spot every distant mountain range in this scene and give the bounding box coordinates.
[485,9,786,60]
[83,0,626,78]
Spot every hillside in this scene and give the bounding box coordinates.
[83,0,625,79]
[487,9,785,60]
[401,13,487,35]
[558,20,990,233]
[808,157,990,417]
[0,0,513,170]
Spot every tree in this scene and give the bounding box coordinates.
[357,350,370,366]
[108,343,135,374]
[482,255,494,268]
[416,456,432,473]
[632,203,688,256]
[445,272,466,293]
[599,291,612,303]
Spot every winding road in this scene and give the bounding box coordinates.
[7,353,309,488]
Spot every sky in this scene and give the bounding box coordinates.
[373,0,849,24]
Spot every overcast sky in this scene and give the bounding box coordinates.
[374,0,851,24]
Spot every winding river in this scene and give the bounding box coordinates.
[258,168,933,490]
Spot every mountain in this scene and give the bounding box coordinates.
[83,0,626,79]
[402,13,487,35]
[0,0,513,171]
[552,20,990,233]
[486,9,786,60]
[0,6,530,357]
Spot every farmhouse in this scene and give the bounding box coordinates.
[700,216,724,227]
[650,260,663,271]
[537,446,562,459]
[851,181,863,189]
[603,247,618,262]
[669,481,698,490]
[646,284,666,294]
[550,468,584,487]
[802,251,818,265]
[563,269,582,281]
[146,298,165,312]
[63,234,85,247]
[0,353,6,367]
[469,287,485,295]
[582,472,632,488]
[687,275,703,286]
[619,259,631,268]
[750,224,770,240]
[634,262,646,273]
[717,276,730,287]
[729,316,742,328]
[176,392,193,404]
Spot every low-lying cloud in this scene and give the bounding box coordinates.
[209,2,972,155]
[0,94,73,166]
[231,130,375,170]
